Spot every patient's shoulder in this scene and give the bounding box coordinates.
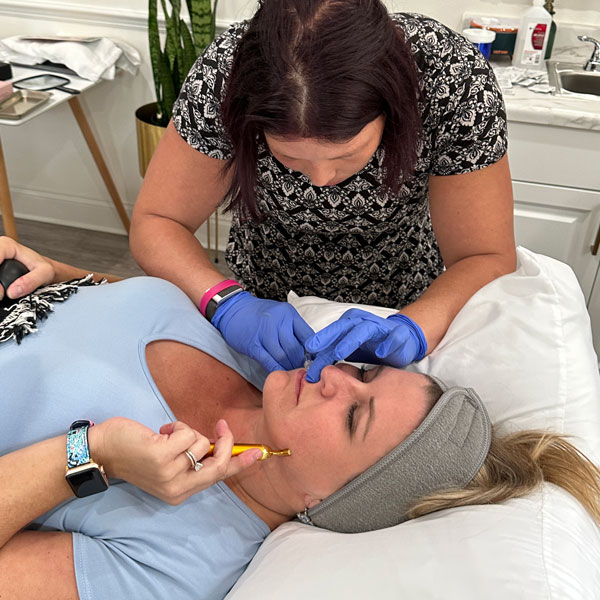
[102,276,192,306]
[73,276,198,326]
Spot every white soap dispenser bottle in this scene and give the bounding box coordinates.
[512,0,553,70]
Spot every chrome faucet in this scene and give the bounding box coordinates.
[578,35,600,72]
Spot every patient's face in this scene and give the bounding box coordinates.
[261,364,432,508]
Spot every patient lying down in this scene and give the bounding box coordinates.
[0,275,599,599]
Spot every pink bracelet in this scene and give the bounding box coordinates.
[199,279,241,318]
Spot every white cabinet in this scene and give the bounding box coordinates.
[587,270,600,359]
[508,121,600,352]
[513,181,600,299]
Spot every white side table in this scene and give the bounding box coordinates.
[0,65,130,240]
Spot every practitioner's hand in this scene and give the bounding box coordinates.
[0,236,55,301]
[304,309,427,382]
[91,417,263,505]
[211,291,314,372]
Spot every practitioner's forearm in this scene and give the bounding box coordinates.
[129,120,231,305]
[0,436,73,548]
[130,213,229,306]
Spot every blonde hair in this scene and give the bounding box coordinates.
[408,429,600,524]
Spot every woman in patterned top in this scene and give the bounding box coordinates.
[141,1,512,381]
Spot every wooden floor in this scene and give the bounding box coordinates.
[1,218,232,279]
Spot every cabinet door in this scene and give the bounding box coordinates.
[586,272,600,362]
[513,180,600,300]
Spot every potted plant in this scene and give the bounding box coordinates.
[136,0,219,177]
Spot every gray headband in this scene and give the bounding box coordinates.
[297,378,491,533]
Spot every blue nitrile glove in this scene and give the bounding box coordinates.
[211,291,315,373]
[304,308,427,383]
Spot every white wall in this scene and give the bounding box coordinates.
[0,0,598,237]
[0,0,156,234]
[222,0,600,28]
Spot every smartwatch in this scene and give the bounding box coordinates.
[205,284,244,322]
[65,420,109,498]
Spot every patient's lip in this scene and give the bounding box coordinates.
[296,370,306,404]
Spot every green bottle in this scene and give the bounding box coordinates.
[544,0,556,59]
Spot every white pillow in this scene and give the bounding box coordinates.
[226,247,600,600]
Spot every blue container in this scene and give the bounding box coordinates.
[463,28,497,60]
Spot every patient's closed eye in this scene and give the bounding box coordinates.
[347,402,359,435]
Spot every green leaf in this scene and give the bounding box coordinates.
[147,0,217,121]
[189,0,213,55]
[171,0,183,49]
[181,18,197,76]
[159,49,177,123]
[161,0,177,73]
[172,1,187,85]
[148,0,163,114]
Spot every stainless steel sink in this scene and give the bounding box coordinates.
[547,61,600,98]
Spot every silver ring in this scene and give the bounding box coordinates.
[184,449,203,472]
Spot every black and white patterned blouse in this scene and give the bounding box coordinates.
[172,13,507,308]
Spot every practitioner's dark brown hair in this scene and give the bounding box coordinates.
[220,0,423,219]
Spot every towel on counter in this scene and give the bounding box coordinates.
[0,275,105,345]
[492,65,555,94]
[0,36,141,81]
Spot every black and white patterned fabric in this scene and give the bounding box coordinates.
[0,275,105,344]
[172,13,507,308]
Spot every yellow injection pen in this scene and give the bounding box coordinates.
[207,444,291,461]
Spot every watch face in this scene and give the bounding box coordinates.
[66,464,109,498]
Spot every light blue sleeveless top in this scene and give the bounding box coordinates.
[0,277,270,600]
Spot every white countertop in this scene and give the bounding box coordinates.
[493,46,600,132]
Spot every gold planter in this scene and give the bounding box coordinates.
[135,102,166,178]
